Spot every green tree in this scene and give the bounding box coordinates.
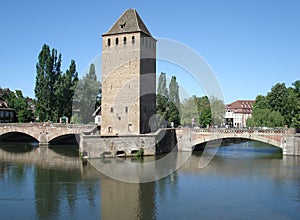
[290,80,300,128]
[169,76,180,109]
[35,44,79,123]
[73,63,101,124]
[156,72,169,127]
[209,96,225,126]
[253,95,268,110]
[194,96,212,128]
[157,72,168,98]
[168,76,180,127]
[266,83,289,124]
[55,60,78,120]
[35,44,62,122]
[247,108,284,128]
[180,97,198,126]
[4,92,33,122]
[166,101,180,127]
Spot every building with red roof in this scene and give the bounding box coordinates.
[225,100,255,128]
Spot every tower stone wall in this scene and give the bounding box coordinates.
[101,9,156,135]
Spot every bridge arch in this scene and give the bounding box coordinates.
[191,136,282,149]
[48,134,79,145]
[0,131,39,143]
[192,136,283,152]
[0,123,96,145]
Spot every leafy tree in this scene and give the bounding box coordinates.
[246,108,284,127]
[266,83,289,124]
[253,95,268,110]
[194,95,212,128]
[180,97,199,126]
[209,96,225,126]
[292,80,300,97]
[169,76,180,109]
[35,44,79,122]
[156,72,169,127]
[35,44,62,122]
[73,63,101,124]
[249,81,300,128]
[290,80,300,128]
[168,76,180,126]
[157,72,168,98]
[166,101,180,127]
[55,60,78,120]
[4,92,33,122]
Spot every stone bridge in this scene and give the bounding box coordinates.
[0,123,97,145]
[176,128,300,156]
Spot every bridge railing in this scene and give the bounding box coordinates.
[192,128,288,134]
[0,122,96,130]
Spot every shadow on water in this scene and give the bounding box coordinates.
[0,142,38,153]
[48,144,79,157]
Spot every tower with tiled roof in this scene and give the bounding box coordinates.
[101,9,156,135]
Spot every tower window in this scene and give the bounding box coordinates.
[110,107,113,113]
[132,36,135,44]
[108,38,111,46]
[116,38,119,45]
[125,107,128,113]
[124,37,127,44]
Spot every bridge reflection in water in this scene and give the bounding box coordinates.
[0,142,159,219]
[1,141,299,219]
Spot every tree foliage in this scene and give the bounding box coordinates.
[157,72,168,98]
[180,97,198,126]
[194,96,212,128]
[34,44,78,122]
[4,92,33,122]
[209,96,225,126]
[73,63,101,124]
[247,80,300,128]
[156,73,180,127]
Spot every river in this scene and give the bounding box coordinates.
[0,140,299,219]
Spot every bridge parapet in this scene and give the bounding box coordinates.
[176,127,298,154]
[192,128,289,135]
[0,123,97,145]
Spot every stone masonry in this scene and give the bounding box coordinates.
[101,9,156,135]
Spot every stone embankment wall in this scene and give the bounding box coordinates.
[80,128,177,158]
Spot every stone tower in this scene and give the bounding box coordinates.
[101,9,156,135]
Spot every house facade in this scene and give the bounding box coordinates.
[0,97,16,123]
[225,100,255,128]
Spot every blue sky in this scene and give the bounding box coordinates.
[0,0,299,104]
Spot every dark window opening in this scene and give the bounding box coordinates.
[108,38,111,46]
[116,38,119,45]
[132,36,135,44]
[124,37,127,44]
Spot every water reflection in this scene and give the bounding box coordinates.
[0,141,300,219]
[0,142,100,219]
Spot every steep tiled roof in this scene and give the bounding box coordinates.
[103,9,152,37]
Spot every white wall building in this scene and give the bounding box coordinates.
[225,100,255,128]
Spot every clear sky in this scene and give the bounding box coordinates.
[0,0,299,104]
